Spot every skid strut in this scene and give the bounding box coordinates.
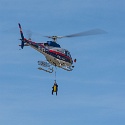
[38,61,54,73]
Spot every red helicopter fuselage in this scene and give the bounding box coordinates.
[22,38,73,67]
[18,23,75,72]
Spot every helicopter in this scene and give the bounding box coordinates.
[18,23,106,73]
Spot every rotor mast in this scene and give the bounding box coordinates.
[52,36,58,42]
[46,36,61,42]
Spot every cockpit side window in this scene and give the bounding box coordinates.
[65,50,71,58]
[44,43,49,46]
[55,49,71,58]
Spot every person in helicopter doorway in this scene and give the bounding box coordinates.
[52,80,58,96]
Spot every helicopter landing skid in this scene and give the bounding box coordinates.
[60,65,74,71]
[38,61,54,73]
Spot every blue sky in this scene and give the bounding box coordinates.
[0,0,125,125]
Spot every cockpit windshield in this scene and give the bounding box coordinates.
[55,48,72,58]
[65,50,71,58]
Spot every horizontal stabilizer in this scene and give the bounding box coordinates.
[19,43,29,47]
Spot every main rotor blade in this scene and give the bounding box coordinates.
[62,29,107,38]
[43,29,107,42]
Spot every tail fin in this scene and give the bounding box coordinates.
[18,23,25,49]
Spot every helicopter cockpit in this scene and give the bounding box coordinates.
[55,48,72,58]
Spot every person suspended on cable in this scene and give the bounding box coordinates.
[52,80,58,95]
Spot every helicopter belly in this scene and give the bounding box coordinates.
[45,54,71,67]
